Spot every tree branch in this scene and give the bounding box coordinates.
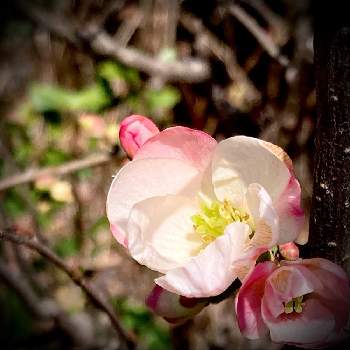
[16,0,210,83]
[0,229,136,349]
[227,4,289,67]
[0,152,113,192]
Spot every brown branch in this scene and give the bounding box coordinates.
[16,0,210,83]
[0,229,136,349]
[0,152,113,192]
[227,4,289,67]
[180,12,260,108]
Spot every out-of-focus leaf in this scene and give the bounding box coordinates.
[30,83,111,113]
[113,297,172,350]
[87,216,109,238]
[54,237,79,258]
[3,189,27,217]
[145,86,181,113]
[98,60,140,87]
[40,148,70,166]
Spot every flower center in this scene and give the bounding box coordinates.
[191,200,250,243]
[283,295,304,314]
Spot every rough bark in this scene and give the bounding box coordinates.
[309,5,350,272]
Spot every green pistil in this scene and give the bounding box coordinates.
[284,296,304,314]
[191,200,250,243]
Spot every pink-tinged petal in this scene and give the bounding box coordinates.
[119,115,159,158]
[134,126,217,170]
[155,222,252,298]
[266,299,335,346]
[235,261,277,339]
[245,183,279,249]
[212,136,290,206]
[275,175,305,244]
[279,242,299,261]
[127,195,203,273]
[110,224,128,248]
[107,158,200,245]
[146,285,207,323]
[302,258,350,331]
[262,265,321,319]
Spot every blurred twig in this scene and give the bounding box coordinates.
[227,3,289,67]
[16,0,210,83]
[0,228,136,349]
[0,152,113,192]
[180,12,260,107]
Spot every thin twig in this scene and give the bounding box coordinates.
[180,12,260,108]
[16,0,210,83]
[228,4,289,67]
[0,229,136,349]
[0,152,113,192]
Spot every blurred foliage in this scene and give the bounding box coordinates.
[114,298,172,350]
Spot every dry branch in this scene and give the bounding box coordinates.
[0,152,113,192]
[0,229,136,349]
[228,4,289,67]
[16,0,210,83]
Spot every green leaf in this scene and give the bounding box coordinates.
[30,83,111,113]
[3,189,27,217]
[54,237,79,258]
[113,297,172,350]
[145,86,181,112]
[40,148,70,166]
[98,60,140,87]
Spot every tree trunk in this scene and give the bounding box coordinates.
[309,4,350,273]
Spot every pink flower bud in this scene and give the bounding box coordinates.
[146,285,207,323]
[119,115,159,158]
[279,242,299,260]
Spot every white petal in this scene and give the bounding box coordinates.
[127,195,203,273]
[155,222,252,298]
[245,183,279,248]
[106,158,200,241]
[212,136,290,204]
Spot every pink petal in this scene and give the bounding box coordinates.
[106,158,200,246]
[266,299,335,346]
[262,264,321,319]
[146,285,207,323]
[275,175,305,244]
[235,261,277,339]
[127,195,202,273]
[110,223,128,248]
[302,258,350,331]
[119,115,159,158]
[135,126,217,170]
[155,222,252,298]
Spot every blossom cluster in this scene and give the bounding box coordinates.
[107,115,350,348]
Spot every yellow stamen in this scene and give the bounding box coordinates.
[284,295,304,314]
[191,200,251,243]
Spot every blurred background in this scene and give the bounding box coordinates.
[0,0,315,349]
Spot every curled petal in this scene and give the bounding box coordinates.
[275,175,305,244]
[146,285,207,323]
[155,222,252,298]
[245,183,279,249]
[235,261,277,339]
[119,115,159,158]
[135,126,217,170]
